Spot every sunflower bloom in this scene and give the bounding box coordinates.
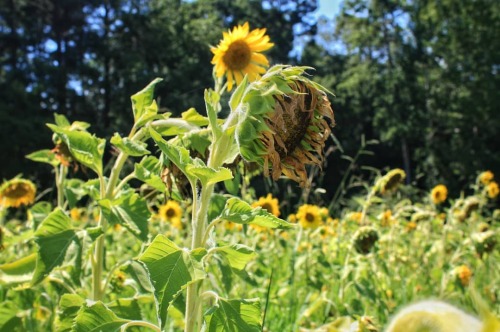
[0,178,36,208]
[296,204,322,229]
[487,181,499,199]
[479,170,494,185]
[159,200,183,229]
[251,193,280,217]
[431,184,448,205]
[211,22,273,91]
[236,66,334,187]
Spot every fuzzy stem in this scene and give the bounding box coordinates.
[55,165,67,208]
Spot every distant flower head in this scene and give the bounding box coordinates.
[159,200,183,229]
[455,265,472,286]
[296,204,322,229]
[0,178,36,208]
[352,226,379,254]
[479,170,494,185]
[251,193,280,217]
[487,181,499,199]
[377,169,406,195]
[431,184,448,205]
[211,22,273,91]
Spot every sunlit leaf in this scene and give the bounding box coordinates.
[205,298,261,332]
[29,201,53,230]
[182,107,209,126]
[55,294,85,332]
[98,192,149,241]
[47,124,105,175]
[186,164,233,186]
[220,197,291,229]
[138,235,206,328]
[216,244,255,272]
[32,208,78,285]
[26,149,59,166]
[0,253,36,285]
[73,301,129,332]
[134,156,166,193]
[0,301,23,332]
[131,78,162,123]
[110,133,150,157]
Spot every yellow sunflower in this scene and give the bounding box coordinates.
[211,22,274,91]
[159,200,183,229]
[379,209,394,226]
[455,265,472,287]
[296,204,322,229]
[251,193,280,217]
[346,211,363,223]
[479,170,494,185]
[0,178,36,208]
[431,184,448,205]
[487,181,499,199]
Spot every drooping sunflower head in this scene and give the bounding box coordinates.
[472,231,497,257]
[211,22,274,91]
[352,226,379,255]
[0,178,36,208]
[236,65,335,187]
[431,184,448,205]
[376,169,406,195]
[251,193,280,217]
[159,200,183,229]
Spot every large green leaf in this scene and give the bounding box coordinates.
[26,149,59,166]
[29,201,53,230]
[0,253,36,285]
[73,301,129,332]
[215,244,255,272]
[55,294,85,332]
[107,298,142,321]
[138,235,206,328]
[0,301,23,332]
[205,298,261,332]
[110,133,150,157]
[64,178,87,208]
[32,208,78,285]
[131,78,162,123]
[220,198,291,229]
[181,107,209,126]
[47,124,106,175]
[98,192,149,241]
[186,164,233,186]
[134,156,166,193]
[149,127,196,183]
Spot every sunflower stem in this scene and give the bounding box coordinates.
[55,164,67,208]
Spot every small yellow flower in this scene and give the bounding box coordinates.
[288,214,297,223]
[346,211,363,223]
[0,178,36,208]
[211,22,274,91]
[251,193,280,217]
[487,181,499,199]
[455,265,472,286]
[70,208,82,221]
[479,170,494,185]
[406,221,417,231]
[431,184,448,204]
[379,209,394,226]
[296,204,322,229]
[159,200,183,229]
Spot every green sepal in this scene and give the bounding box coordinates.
[131,78,162,123]
[26,149,59,166]
[72,301,129,332]
[204,298,262,332]
[110,133,150,157]
[47,124,105,176]
[138,235,206,328]
[32,208,78,285]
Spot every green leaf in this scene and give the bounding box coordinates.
[54,113,71,127]
[98,192,149,241]
[32,208,78,285]
[64,178,87,208]
[216,244,255,272]
[73,301,129,332]
[182,108,209,126]
[0,253,36,285]
[135,101,163,128]
[55,294,85,332]
[29,201,53,230]
[204,89,222,138]
[107,298,142,321]
[134,156,166,193]
[85,227,104,242]
[122,261,153,294]
[186,164,233,186]
[205,298,261,332]
[149,127,196,183]
[220,198,291,229]
[131,78,162,123]
[208,194,227,224]
[0,301,23,332]
[26,149,59,166]
[229,75,249,112]
[138,235,206,328]
[110,133,150,157]
[47,124,105,175]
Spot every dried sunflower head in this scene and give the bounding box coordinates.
[0,178,36,208]
[235,65,334,187]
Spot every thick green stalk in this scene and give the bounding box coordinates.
[92,174,108,301]
[55,165,67,208]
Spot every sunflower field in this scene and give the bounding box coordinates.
[0,22,499,332]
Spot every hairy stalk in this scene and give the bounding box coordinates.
[92,174,108,301]
[55,164,67,208]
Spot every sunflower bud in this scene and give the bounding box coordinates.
[235,65,334,187]
[352,226,379,254]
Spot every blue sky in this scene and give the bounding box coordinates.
[316,0,341,18]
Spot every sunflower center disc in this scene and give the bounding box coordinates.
[305,213,315,223]
[223,40,252,70]
[166,208,176,218]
